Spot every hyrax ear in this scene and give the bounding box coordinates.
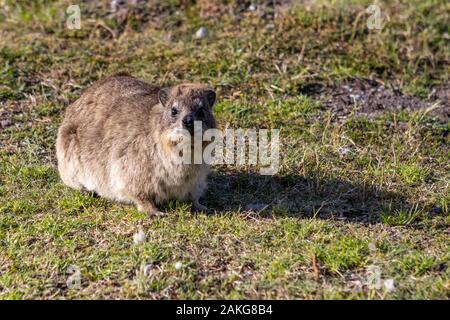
[158,87,171,107]
[205,89,216,108]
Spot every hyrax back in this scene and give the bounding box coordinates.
[56,74,216,216]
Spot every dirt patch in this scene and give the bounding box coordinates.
[301,78,449,123]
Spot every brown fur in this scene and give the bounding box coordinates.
[56,74,216,216]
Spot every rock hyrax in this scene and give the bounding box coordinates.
[56,73,216,216]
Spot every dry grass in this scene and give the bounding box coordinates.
[0,0,449,299]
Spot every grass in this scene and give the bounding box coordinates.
[0,0,449,299]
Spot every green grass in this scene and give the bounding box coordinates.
[0,0,449,299]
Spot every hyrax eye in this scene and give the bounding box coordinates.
[171,107,178,116]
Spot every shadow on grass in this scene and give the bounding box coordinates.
[205,170,422,224]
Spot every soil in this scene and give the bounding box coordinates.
[300,78,449,123]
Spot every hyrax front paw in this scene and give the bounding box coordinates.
[147,210,167,217]
[191,201,208,213]
[136,201,167,217]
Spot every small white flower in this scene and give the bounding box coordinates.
[383,279,395,292]
[338,147,352,156]
[195,27,208,39]
[350,94,361,103]
[133,229,146,245]
[174,261,183,270]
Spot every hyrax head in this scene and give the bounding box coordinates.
[158,84,216,135]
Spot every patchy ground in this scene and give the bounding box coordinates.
[0,0,449,299]
[304,78,449,122]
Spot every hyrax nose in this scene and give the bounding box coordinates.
[182,115,194,127]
